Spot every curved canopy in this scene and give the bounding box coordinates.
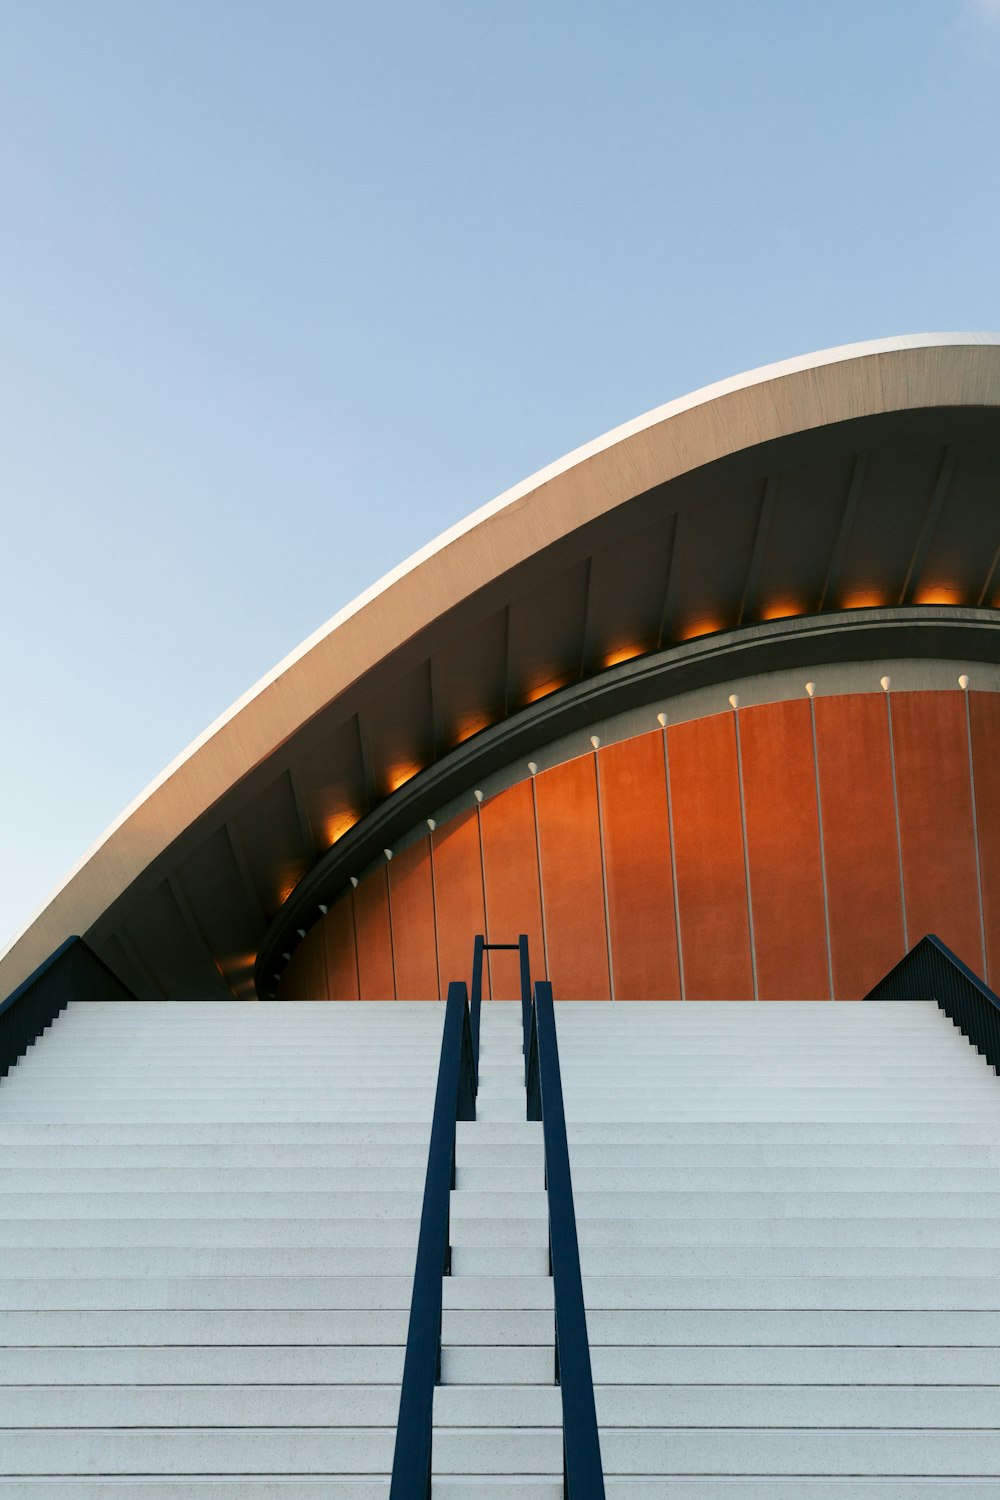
[3,333,999,1000]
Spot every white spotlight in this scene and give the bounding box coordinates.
[426,817,437,831]
[959,674,970,690]
[528,761,538,775]
[349,876,359,889]
[656,712,667,727]
[383,848,393,861]
[880,676,891,692]
[589,735,600,749]
[728,694,739,709]
[474,789,484,803]
[318,904,328,915]
[805,682,815,698]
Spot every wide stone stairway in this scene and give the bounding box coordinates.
[558,1000,1000,1496]
[0,1000,443,1496]
[2,996,1000,1494]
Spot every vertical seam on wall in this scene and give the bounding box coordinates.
[732,706,759,1001]
[964,691,989,980]
[384,865,398,1001]
[885,690,909,952]
[350,888,361,1003]
[475,802,492,999]
[427,833,443,1002]
[661,725,686,1001]
[809,696,836,1001]
[592,750,616,1002]
[530,775,551,978]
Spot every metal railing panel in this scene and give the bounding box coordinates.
[0,935,136,1079]
[863,932,1000,1072]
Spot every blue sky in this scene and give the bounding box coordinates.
[2,0,999,949]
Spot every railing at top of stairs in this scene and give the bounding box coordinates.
[863,932,1000,1072]
[389,935,605,1499]
[0,935,137,1080]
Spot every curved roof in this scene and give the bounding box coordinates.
[3,332,1000,1000]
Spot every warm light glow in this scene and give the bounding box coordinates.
[388,763,422,792]
[603,643,645,668]
[454,713,494,745]
[913,585,962,606]
[761,600,804,621]
[842,590,886,610]
[323,811,359,846]
[523,676,568,705]
[678,617,725,642]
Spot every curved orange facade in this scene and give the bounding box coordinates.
[278,689,998,1002]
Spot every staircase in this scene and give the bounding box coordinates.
[0,999,443,1496]
[3,994,1000,1495]
[557,999,1000,1496]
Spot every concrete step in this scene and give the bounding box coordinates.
[0,1346,405,1383]
[0,1429,399,1474]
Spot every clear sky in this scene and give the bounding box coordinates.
[2,0,999,951]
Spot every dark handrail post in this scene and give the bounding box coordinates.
[518,933,532,1080]
[533,980,605,1499]
[389,981,476,1500]
[470,934,485,1075]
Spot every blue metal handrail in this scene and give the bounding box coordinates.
[0,935,136,1079]
[527,978,606,1499]
[468,933,532,1076]
[389,979,477,1499]
[864,933,1000,1072]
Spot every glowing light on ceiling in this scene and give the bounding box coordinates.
[913,585,962,606]
[603,643,645,668]
[388,763,422,793]
[323,812,359,846]
[678,617,725,642]
[454,713,494,745]
[842,590,886,610]
[523,676,568,705]
[761,601,804,621]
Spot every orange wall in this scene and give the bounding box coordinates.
[277,690,999,1003]
[668,714,753,1001]
[740,699,829,1000]
[814,694,905,999]
[534,756,611,1001]
[598,732,680,1001]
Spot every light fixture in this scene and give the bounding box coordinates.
[318,904,328,915]
[474,789,484,803]
[272,974,280,983]
[805,682,815,698]
[880,675,891,692]
[383,848,393,861]
[728,693,739,709]
[657,712,667,727]
[427,817,437,831]
[350,876,359,889]
[528,761,538,775]
[959,673,970,690]
[281,953,290,961]
[296,929,306,938]
[589,735,600,749]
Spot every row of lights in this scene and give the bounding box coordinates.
[351,670,981,874]
[275,669,977,987]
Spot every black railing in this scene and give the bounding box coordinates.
[526,978,606,1498]
[0,935,136,1080]
[469,932,533,1075]
[389,979,477,1499]
[864,933,1000,1073]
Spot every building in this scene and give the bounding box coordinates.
[2,332,1000,1494]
